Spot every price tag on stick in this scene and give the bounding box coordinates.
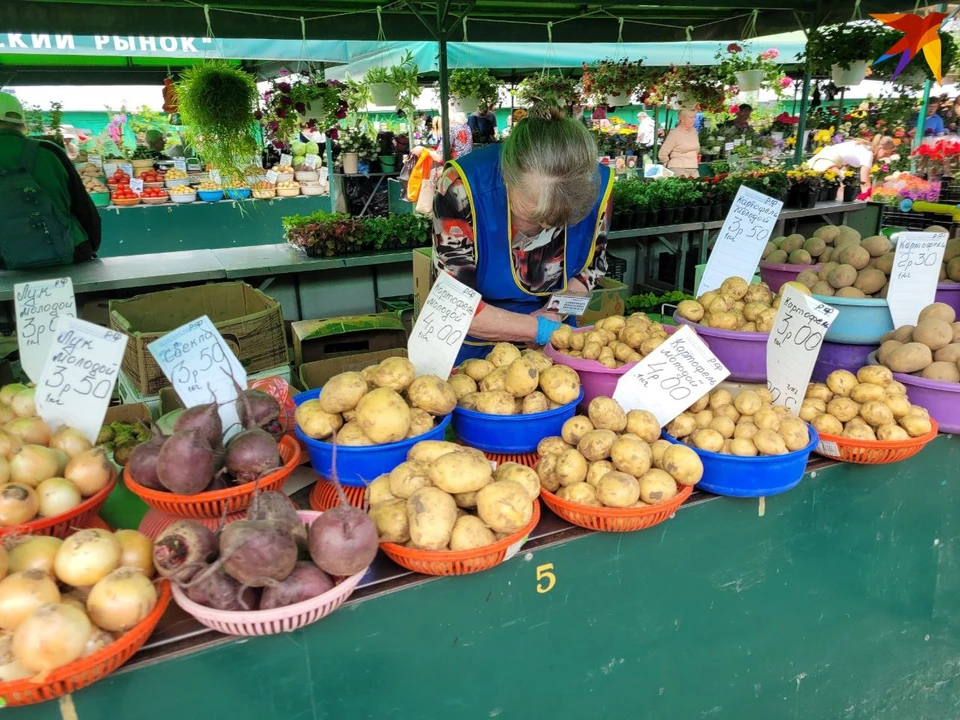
[279,153,293,168]
[129,177,144,194]
[304,153,319,169]
[173,158,187,172]
[698,186,783,295]
[148,316,248,440]
[14,278,76,383]
[887,231,948,328]
[119,163,133,178]
[613,325,730,427]
[766,286,838,412]
[35,318,128,444]
[408,272,481,379]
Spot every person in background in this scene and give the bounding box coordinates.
[917,98,945,136]
[62,135,80,161]
[808,135,896,197]
[950,97,960,133]
[144,128,167,158]
[468,105,498,143]
[0,92,101,267]
[694,111,704,132]
[636,112,655,147]
[415,113,474,163]
[730,104,753,130]
[658,108,700,177]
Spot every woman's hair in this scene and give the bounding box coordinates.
[431,115,442,134]
[501,104,600,227]
[678,109,696,122]
[857,135,895,152]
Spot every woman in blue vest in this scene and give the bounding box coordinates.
[432,104,614,364]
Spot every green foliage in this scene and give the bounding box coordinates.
[802,22,886,73]
[364,51,421,114]
[449,69,500,108]
[626,290,692,313]
[513,72,580,109]
[284,211,431,257]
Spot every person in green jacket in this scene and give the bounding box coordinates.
[0,92,101,268]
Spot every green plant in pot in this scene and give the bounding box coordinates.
[448,69,499,113]
[802,22,886,87]
[364,51,421,109]
[513,72,580,110]
[177,60,259,178]
[580,59,645,106]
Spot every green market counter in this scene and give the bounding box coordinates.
[11,435,960,719]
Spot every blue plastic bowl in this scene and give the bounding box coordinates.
[293,389,451,487]
[663,425,819,498]
[197,189,224,202]
[451,389,583,453]
[813,295,893,345]
[226,187,251,200]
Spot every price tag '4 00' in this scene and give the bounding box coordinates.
[408,272,481,379]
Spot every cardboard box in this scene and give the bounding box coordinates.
[412,246,435,324]
[578,277,629,327]
[109,282,288,397]
[291,313,407,366]
[377,295,415,334]
[104,402,152,426]
[298,349,408,390]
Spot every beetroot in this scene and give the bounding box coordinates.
[259,561,334,610]
[156,428,216,495]
[127,434,167,490]
[224,429,281,484]
[242,389,283,437]
[218,520,298,587]
[174,403,223,448]
[153,520,217,579]
[248,490,307,545]
[185,566,260,610]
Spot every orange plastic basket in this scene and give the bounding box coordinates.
[123,435,301,518]
[80,515,113,531]
[540,483,693,532]
[0,477,117,540]
[814,418,939,464]
[309,479,366,511]
[0,581,171,707]
[484,450,540,469]
[137,508,245,540]
[380,500,540,576]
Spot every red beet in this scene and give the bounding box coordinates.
[153,520,218,579]
[248,490,307,545]
[127,434,167,490]
[157,428,216,495]
[218,520,298,587]
[242,389,283,435]
[224,429,281,484]
[174,403,223,448]
[259,561,334,610]
[185,566,260,610]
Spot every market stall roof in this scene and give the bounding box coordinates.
[0,1,917,44]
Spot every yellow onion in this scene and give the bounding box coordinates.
[0,430,21,459]
[5,418,51,448]
[0,484,39,527]
[0,545,6,580]
[114,530,155,578]
[64,448,115,497]
[7,536,61,575]
[0,457,8,485]
[12,602,90,672]
[86,567,157,633]
[81,627,115,658]
[0,570,60,630]
[9,445,59,488]
[49,427,93,459]
[10,389,36,419]
[0,385,27,407]
[0,407,14,426]
[36,477,82,518]
[54,529,121,587]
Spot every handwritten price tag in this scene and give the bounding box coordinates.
[766,286,838,412]
[319,167,329,184]
[613,325,730,426]
[280,153,293,168]
[265,170,279,185]
[698,186,783,295]
[408,272,481,378]
[35,318,127,443]
[119,163,133,178]
[14,278,76,383]
[173,158,187,172]
[148,316,248,440]
[209,169,222,185]
[304,154,319,169]
[887,231,948,327]
[129,177,144,193]
[88,154,103,170]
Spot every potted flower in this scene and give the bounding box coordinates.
[363,51,420,109]
[580,59,646,107]
[715,43,783,93]
[770,111,799,141]
[513,72,580,110]
[803,22,886,87]
[259,73,348,151]
[338,127,377,174]
[448,69,499,113]
[841,169,861,202]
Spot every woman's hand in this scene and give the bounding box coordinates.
[531,306,562,323]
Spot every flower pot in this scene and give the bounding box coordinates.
[734,69,764,92]
[786,185,802,209]
[660,208,676,226]
[453,95,479,113]
[612,212,626,231]
[697,205,710,222]
[368,82,399,106]
[842,185,858,202]
[342,152,359,175]
[710,204,724,221]
[605,92,632,107]
[771,131,784,142]
[636,209,649,227]
[805,188,819,208]
[831,60,867,87]
[379,155,397,172]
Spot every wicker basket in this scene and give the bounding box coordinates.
[814,418,939,464]
[380,501,540,576]
[540,483,693,532]
[0,478,117,539]
[123,436,301,518]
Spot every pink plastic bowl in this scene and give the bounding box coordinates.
[544,325,677,409]
[673,313,768,382]
[935,283,960,316]
[868,352,959,433]
[170,511,367,636]
[758,260,821,293]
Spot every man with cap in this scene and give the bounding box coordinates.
[0,91,101,267]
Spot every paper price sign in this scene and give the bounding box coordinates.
[265,169,279,184]
[119,163,133,177]
[613,325,730,426]
[173,158,187,172]
[408,272,481,379]
[280,153,293,168]
[766,286,838,412]
[209,169,222,185]
[129,177,144,193]
[88,154,103,170]
[148,316,248,440]
[304,154,319,169]
[697,186,783,295]
[35,318,128,444]
[887,231,948,328]
[14,278,77,383]
[319,167,329,183]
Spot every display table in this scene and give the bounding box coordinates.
[13,436,960,719]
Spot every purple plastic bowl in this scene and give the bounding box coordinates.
[935,283,960,316]
[758,260,821,293]
[867,351,960,433]
[673,313,768,382]
[811,341,879,383]
[544,325,677,410]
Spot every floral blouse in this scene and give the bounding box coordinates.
[432,165,613,297]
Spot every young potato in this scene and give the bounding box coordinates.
[577,429,619,461]
[449,516,496,551]
[461,359,495,382]
[555,449,589,486]
[367,474,398,507]
[319,371,368,413]
[407,440,465,464]
[488,342,522,368]
[562,416,595,446]
[610,437,653,477]
[650,439,671,469]
[900,413,933,437]
[476,480,533,533]
[536,454,561,492]
[355,388,411,443]
[799,398,826,422]
[406,487,458,550]
[522,392,550,414]
[753,428,787,456]
[660,445,703,485]
[587,397,627,432]
[860,400,894,427]
[454,491,478,508]
[778,418,809,451]
[913,318,954,351]
[405,409,434,439]
[370,499,410,544]
[428,452,493,494]
[922,361,960,383]
[638,469,679,504]
[586,460,616,488]
[596,471,641,508]
[505,357,540,397]
[877,424,910,442]
[538,436,571,456]
[337,421,375,446]
[811,413,843,436]
[692,428,724,453]
[693,409,714,429]
[708,416,736,439]
[294,400,343,440]
[550,325,574,350]
[843,423,877,441]
[908,405,930,419]
[729,438,758,457]
[373,357,417,393]
[494,463,540,500]
[733,390,762,416]
[885,343,933,374]
[569,333,586,352]
[539,365,582,405]
[666,412,697,439]
[886,380,908,395]
[557,482,601,506]
[625,410,661,443]
[826,370,858,397]
[522,350,553,374]
[687,395,710,413]
[479,367,508,392]
[850,382,885,404]
[389,461,432,499]
[475,390,517,415]
[919,301,957,324]
[448,373,478,399]
[708,389,733,410]
[882,393,912,419]
[826,397,860,423]
[856,365,893,388]
[753,407,781,431]
[733,420,759,440]
[458,392,480,411]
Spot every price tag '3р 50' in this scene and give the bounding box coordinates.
[408,272,481,379]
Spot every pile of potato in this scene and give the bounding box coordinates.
[877,302,960,383]
[295,356,456,445]
[675,276,803,333]
[782,228,895,300]
[451,343,581,415]
[803,367,934,440]
[79,163,107,193]
[548,313,669,369]
[534,397,703,508]
[938,229,960,284]
[366,441,537,551]
[665,387,811,456]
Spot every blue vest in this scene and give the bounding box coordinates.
[448,145,613,362]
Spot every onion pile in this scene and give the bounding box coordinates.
[128,390,284,496]
[0,528,156,678]
[0,383,116,528]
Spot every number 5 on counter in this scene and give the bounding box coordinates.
[536,563,556,594]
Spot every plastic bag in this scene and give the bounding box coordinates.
[405,151,434,203]
[249,376,296,436]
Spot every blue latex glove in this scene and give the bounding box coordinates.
[536,316,563,346]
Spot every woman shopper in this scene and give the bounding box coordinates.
[808,135,896,196]
[658,109,700,177]
[432,104,614,363]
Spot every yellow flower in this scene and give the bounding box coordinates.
[785,136,796,147]
[871,164,879,173]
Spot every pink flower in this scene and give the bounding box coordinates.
[328,128,339,140]
[727,43,742,53]
[780,76,793,89]
[760,48,779,60]
[729,104,740,115]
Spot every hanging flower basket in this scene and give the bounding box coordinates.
[831,60,868,87]
[605,91,632,107]
[734,69,764,92]
[369,82,399,106]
